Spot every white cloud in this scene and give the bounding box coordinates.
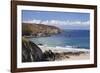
[23,19,41,24]
[23,19,90,26]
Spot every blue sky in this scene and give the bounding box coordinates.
[22,10,90,30]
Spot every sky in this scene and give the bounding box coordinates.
[22,10,90,30]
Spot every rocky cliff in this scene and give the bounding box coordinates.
[22,23,61,37]
[22,37,55,62]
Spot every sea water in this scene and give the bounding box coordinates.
[28,30,90,49]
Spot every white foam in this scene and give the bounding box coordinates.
[38,45,90,53]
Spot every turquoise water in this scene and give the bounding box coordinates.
[28,30,90,49]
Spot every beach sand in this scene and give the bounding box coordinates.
[38,45,90,61]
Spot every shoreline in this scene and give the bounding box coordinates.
[38,45,90,61]
[38,45,90,53]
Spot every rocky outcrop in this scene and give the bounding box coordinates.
[22,37,43,62]
[22,23,61,37]
[22,37,55,62]
[42,50,55,61]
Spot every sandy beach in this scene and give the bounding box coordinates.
[38,45,90,61]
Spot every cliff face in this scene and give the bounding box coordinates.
[22,23,61,37]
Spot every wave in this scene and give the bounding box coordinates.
[38,44,90,53]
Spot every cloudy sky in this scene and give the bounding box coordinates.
[22,10,90,30]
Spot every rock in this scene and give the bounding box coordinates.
[38,43,43,46]
[42,50,55,61]
[22,37,55,62]
[22,37,43,62]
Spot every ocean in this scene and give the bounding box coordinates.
[28,30,90,49]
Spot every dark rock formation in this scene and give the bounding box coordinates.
[22,37,43,62]
[42,50,55,61]
[22,37,55,62]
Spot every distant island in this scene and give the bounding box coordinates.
[22,23,61,37]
